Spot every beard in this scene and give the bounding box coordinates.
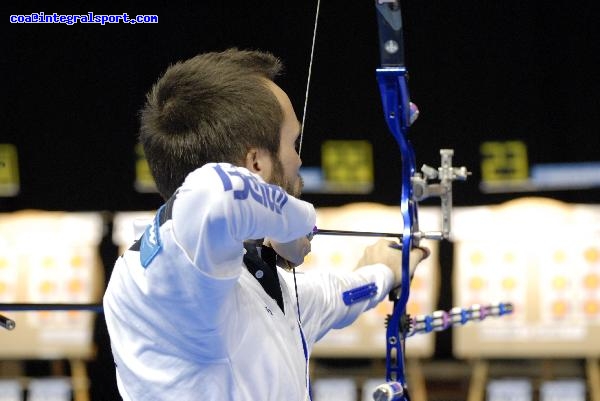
[270,157,303,198]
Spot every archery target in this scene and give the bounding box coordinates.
[452,198,600,358]
[0,211,104,358]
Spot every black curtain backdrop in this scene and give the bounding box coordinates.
[4,1,599,212]
[4,2,599,399]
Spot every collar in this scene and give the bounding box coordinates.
[243,241,285,313]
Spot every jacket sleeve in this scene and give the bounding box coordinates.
[172,163,316,279]
[283,263,395,348]
[124,163,315,344]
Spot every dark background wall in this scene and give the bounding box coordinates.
[3,1,599,400]
[4,1,599,213]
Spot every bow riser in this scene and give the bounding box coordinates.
[376,67,417,386]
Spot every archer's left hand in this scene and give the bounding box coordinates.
[356,239,429,287]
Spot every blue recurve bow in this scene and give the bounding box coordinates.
[374,1,472,399]
[309,3,512,400]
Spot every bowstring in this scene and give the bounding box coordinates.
[298,0,321,157]
[293,0,321,328]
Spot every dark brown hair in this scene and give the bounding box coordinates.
[140,49,284,199]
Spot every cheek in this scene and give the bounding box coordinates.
[287,154,301,176]
[281,148,298,168]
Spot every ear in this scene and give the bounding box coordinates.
[244,147,272,178]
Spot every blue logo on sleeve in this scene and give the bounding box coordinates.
[213,164,289,214]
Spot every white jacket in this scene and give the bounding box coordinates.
[103,163,394,401]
